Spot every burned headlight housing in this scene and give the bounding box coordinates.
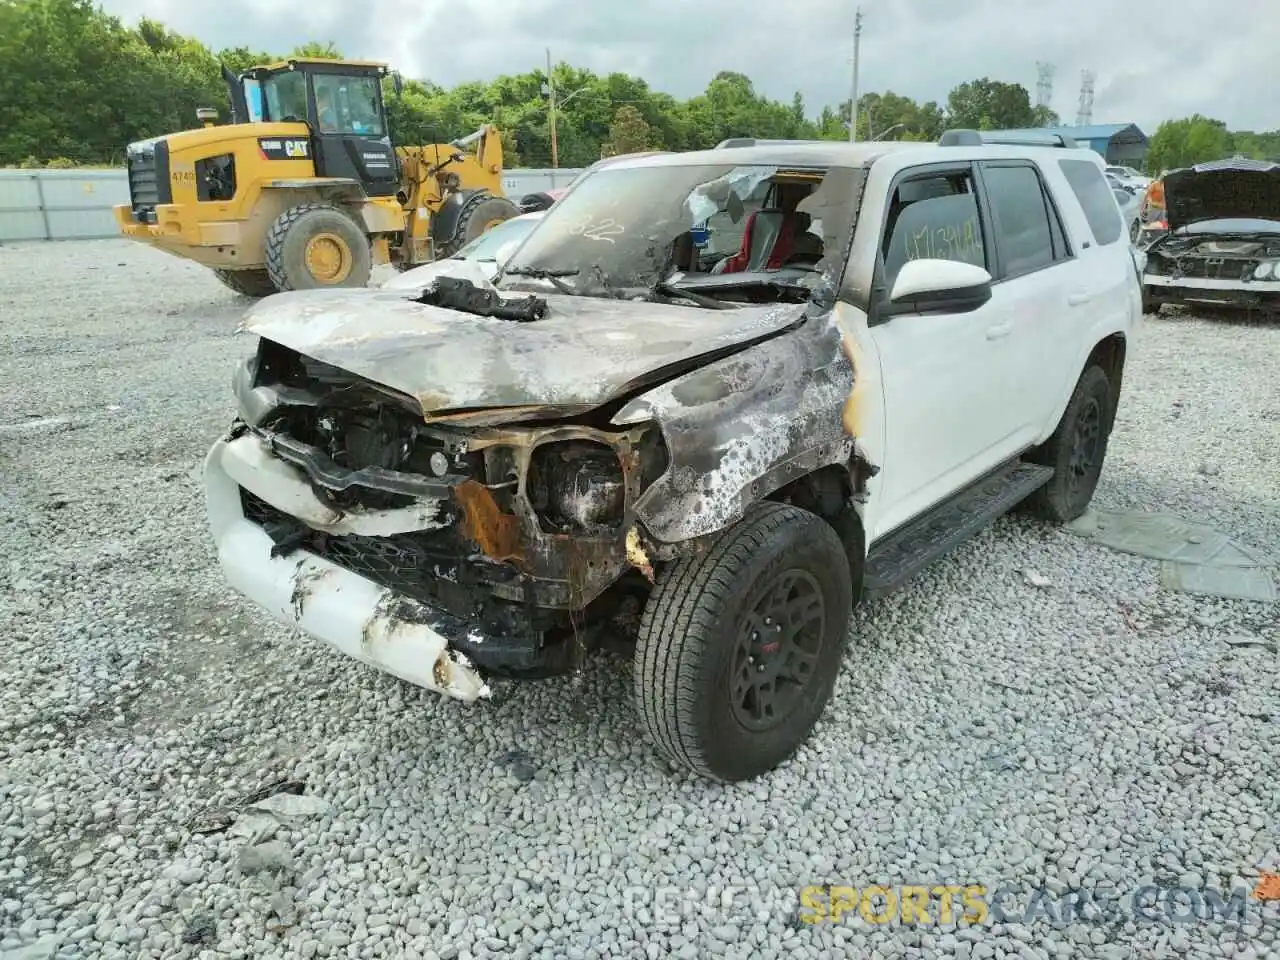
[527,440,625,534]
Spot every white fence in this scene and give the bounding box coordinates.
[0,167,587,242]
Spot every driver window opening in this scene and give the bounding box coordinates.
[880,171,987,289]
[261,71,306,124]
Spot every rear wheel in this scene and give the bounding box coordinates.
[264,203,372,291]
[438,193,520,258]
[1022,364,1113,523]
[634,503,853,782]
[212,268,277,298]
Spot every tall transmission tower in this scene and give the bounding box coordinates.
[1076,69,1096,126]
[1035,62,1055,113]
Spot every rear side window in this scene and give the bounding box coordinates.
[979,163,1069,278]
[1059,158,1123,246]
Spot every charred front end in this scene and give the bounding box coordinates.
[217,337,670,679]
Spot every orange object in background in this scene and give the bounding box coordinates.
[1253,871,1280,902]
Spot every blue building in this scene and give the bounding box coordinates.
[989,123,1149,170]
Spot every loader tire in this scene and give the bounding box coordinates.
[265,203,372,291]
[438,193,520,258]
[213,268,277,298]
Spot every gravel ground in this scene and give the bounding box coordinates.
[1,239,1277,960]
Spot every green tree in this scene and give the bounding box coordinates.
[1146,115,1231,174]
[946,78,1037,130]
[1031,105,1061,127]
[601,105,652,157]
[291,41,342,59]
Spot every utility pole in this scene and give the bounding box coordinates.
[546,47,559,169]
[847,6,863,143]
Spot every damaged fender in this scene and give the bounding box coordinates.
[612,309,858,544]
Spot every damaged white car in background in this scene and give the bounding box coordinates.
[1141,157,1280,316]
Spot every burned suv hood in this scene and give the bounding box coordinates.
[1163,158,1280,232]
[241,286,806,418]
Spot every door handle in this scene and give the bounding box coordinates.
[985,322,1012,340]
[1068,291,1092,306]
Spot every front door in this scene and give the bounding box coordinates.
[866,164,1025,539]
[310,71,399,198]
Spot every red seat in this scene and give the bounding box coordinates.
[719,209,798,273]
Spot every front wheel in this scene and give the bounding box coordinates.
[264,203,372,291]
[634,503,853,782]
[1021,364,1114,523]
[212,268,277,298]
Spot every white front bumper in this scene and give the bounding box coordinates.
[203,434,491,701]
[1144,275,1271,292]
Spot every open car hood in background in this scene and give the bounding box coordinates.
[241,286,807,419]
[1163,158,1280,231]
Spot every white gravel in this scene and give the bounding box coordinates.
[1,239,1277,960]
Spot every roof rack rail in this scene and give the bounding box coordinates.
[938,128,1079,149]
[715,137,826,148]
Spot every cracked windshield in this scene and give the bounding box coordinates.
[498,161,859,304]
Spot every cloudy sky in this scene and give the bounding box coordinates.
[99,0,1279,134]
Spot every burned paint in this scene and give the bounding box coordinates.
[239,284,809,419]
[288,563,331,619]
[611,309,855,544]
[839,333,867,437]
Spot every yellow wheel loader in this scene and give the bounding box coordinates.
[112,58,522,296]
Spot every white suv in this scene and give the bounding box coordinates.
[204,129,1141,782]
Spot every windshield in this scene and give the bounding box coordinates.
[454,216,539,262]
[497,161,862,302]
[262,71,307,122]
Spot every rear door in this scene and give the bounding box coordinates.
[972,160,1078,444]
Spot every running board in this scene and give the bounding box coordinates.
[862,461,1054,598]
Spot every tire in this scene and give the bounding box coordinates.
[634,502,853,782]
[1141,286,1161,315]
[264,203,372,291]
[1021,365,1114,523]
[438,193,520,257]
[212,268,277,298]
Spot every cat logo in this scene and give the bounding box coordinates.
[258,137,311,161]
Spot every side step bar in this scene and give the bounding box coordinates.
[862,460,1054,598]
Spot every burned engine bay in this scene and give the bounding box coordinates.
[233,337,680,677]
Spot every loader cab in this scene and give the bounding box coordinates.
[241,58,399,198]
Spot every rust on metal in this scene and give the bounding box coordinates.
[454,479,523,562]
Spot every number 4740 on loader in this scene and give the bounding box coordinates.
[113,57,522,297]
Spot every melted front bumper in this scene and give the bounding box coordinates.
[203,435,491,700]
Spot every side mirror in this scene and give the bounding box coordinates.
[887,259,992,314]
